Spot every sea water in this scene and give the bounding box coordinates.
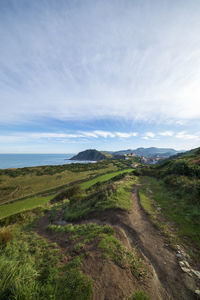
[0,154,93,169]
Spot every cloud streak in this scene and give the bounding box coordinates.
[0,130,139,143]
[0,0,200,124]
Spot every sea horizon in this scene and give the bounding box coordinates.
[0,153,93,169]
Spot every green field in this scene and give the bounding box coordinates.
[0,161,119,204]
[0,167,133,220]
[0,195,53,220]
[65,174,137,221]
[81,169,133,189]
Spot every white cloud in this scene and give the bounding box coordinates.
[0,1,200,124]
[80,132,98,138]
[115,132,138,138]
[0,130,139,143]
[93,131,115,138]
[145,132,155,138]
[30,133,83,139]
[175,131,199,140]
[159,131,174,136]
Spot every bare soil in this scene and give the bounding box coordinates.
[36,186,197,300]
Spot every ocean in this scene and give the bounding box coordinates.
[0,154,92,169]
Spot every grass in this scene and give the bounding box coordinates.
[81,169,133,189]
[98,235,146,278]
[64,175,137,221]
[140,176,200,249]
[49,222,146,278]
[0,225,92,300]
[0,195,53,220]
[49,223,114,241]
[0,161,119,204]
[131,290,151,300]
[139,189,155,216]
[0,165,133,221]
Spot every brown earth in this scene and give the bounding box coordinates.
[36,186,197,300]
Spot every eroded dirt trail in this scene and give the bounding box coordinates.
[81,187,197,300]
[36,186,197,300]
[125,187,196,300]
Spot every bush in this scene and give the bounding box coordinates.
[0,228,13,248]
[132,290,151,300]
[51,185,81,203]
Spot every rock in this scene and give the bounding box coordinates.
[191,269,200,280]
[195,290,200,298]
[179,261,185,267]
[183,260,190,268]
[57,220,67,226]
[70,149,107,161]
[176,253,183,260]
[181,267,192,274]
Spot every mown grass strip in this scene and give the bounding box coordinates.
[81,169,133,189]
[0,195,53,220]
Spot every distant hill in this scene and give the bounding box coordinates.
[111,147,183,158]
[70,149,107,161]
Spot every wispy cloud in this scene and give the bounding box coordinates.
[175,131,199,140]
[159,131,174,136]
[93,131,115,138]
[115,132,138,138]
[0,130,139,143]
[144,132,155,139]
[0,1,200,124]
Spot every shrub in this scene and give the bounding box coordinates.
[0,228,13,248]
[51,185,81,203]
[132,290,151,300]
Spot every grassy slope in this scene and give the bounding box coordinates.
[140,177,200,248]
[139,147,200,251]
[65,174,137,221]
[81,169,133,189]
[0,222,92,300]
[0,172,147,300]
[0,161,119,204]
[0,195,53,220]
[0,163,132,220]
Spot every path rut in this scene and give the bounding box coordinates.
[36,186,197,300]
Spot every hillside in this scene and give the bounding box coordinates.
[0,154,199,299]
[138,146,200,251]
[70,149,107,161]
[111,147,182,158]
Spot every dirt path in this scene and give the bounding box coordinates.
[36,186,197,300]
[125,187,196,300]
[79,187,197,300]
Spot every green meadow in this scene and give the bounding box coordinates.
[0,161,133,220]
[81,168,133,189]
[0,195,53,220]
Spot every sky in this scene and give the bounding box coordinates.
[0,0,200,153]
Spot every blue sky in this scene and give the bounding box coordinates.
[0,0,200,153]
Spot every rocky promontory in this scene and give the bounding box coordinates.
[70,149,107,161]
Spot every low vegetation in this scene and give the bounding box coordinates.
[81,168,133,189]
[0,224,92,300]
[137,148,200,254]
[139,177,200,250]
[0,195,53,220]
[64,174,137,221]
[49,222,146,278]
[0,160,123,204]
[131,290,151,300]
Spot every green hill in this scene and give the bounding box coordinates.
[139,146,200,250]
[70,149,107,161]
